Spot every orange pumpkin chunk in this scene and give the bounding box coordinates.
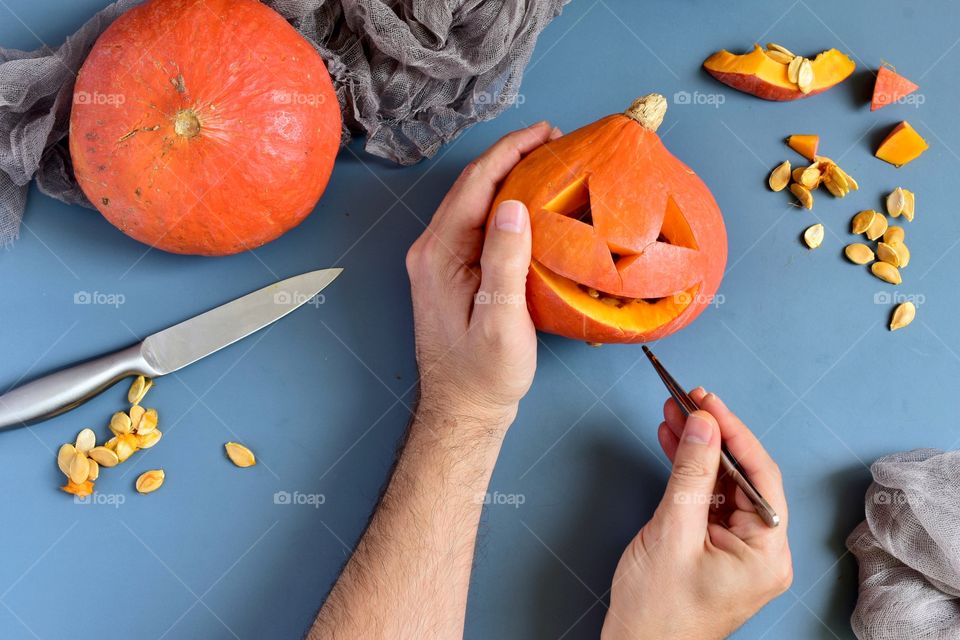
[876,122,929,167]
[786,135,819,161]
[871,66,919,111]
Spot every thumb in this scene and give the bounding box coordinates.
[474,200,532,325]
[651,410,721,543]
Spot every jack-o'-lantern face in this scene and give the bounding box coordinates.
[489,95,727,343]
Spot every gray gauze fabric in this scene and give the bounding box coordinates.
[846,449,960,640]
[0,0,567,245]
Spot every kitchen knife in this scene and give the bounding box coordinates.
[0,268,342,431]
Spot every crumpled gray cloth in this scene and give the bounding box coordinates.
[846,449,960,640]
[0,0,567,245]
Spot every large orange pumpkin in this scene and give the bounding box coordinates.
[69,0,341,256]
[490,94,727,343]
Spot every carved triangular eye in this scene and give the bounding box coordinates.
[543,176,593,227]
[657,195,698,250]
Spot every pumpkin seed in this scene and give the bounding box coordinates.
[136,469,165,494]
[138,430,162,449]
[225,442,256,468]
[68,451,90,485]
[892,241,910,268]
[769,161,791,191]
[75,428,96,454]
[803,223,824,249]
[57,443,77,476]
[586,287,600,299]
[767,42,797,57]
[865,213,889,241]
[844,243,874,265]
[822,174,845,198]
[871,261,902,285]
[834,165,858,191]
[845,172,859,191]
[826,165,849,194]
[765,49,794,64]
[586,342,602,347]
[110,411,132,435]
[886,187,905,217]
[889,301,916,331]
[876,242,901,267]
[127,375,153,405]
[797,59,814,93]
[790,183,814,209]
[799,164,821,189]
[787,56,803,83]
[852,210,877,235]
[137,409,158,435]
[86,459,99,482]
[129,404,145,431]
[884,226,905,245]
[114,434,138,463]
[88,446,119,468]
[902,189,916,222]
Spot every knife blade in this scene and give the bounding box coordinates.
[0,268,342,431]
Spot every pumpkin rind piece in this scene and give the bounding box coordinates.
[871,67,920,111]
[703,45,855,101]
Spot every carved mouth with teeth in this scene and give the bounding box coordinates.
[490,95,727,344]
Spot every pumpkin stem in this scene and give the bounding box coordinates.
[624,94,667,131]
[174,109,201,139]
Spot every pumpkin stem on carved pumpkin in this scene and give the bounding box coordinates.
[174,108,201,138]
[623,94,667,131]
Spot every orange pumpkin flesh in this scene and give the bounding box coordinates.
[875,121,929,167]
[786,135,819,161]
[703,45,855,101]
[69,0,342,256]
[491,95,727,344]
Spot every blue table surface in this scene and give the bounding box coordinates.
[3,1,958,638]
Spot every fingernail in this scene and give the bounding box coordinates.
[495,200,527,234]
[532,120,550,129]
[705,392,725,408]
[692,386,706,395]
[683,414,713,444]
[549,127,563,140]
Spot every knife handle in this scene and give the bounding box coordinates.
[0,343,158,431]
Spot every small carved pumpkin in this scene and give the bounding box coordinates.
[490,94,727,343]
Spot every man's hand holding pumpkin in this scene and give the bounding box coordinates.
[405,120,561,434]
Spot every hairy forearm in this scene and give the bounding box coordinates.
[307,405,511,640]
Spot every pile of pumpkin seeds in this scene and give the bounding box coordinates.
[763,43,815,94]
[767,136,919,332]
[56,376,258,498]
[57,375,162,496]
[843,187,917,330]
[769,155,859,210]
